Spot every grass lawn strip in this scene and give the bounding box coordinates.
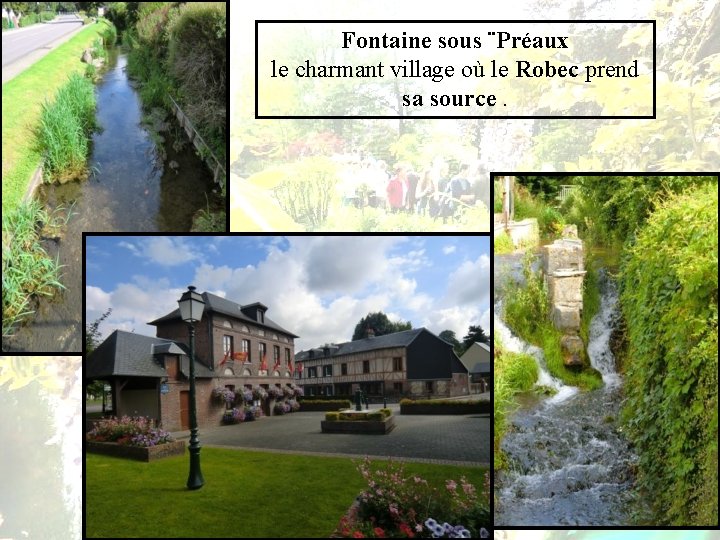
[1,22,103,213]
[86,448,487,538]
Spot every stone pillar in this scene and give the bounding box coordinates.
[542,231,586,367]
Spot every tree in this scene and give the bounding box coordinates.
[439,329,462,355]
[351,311,411,341]
[462,325,490,352]
[86,308,111,355]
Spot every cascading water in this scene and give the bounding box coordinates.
[495,270,637,526]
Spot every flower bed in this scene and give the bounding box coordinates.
[399,399,490,415]
[322,410,395,434]
[86,416,182,461]
[332,458,490,538]
[86,440,185,462]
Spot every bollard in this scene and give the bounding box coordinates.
[355,389,362,411]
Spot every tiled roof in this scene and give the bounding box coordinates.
[147,292,298,338]
[85,330,214,379]
[295,328,427,361]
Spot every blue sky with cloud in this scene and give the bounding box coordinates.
[86,236,490,351]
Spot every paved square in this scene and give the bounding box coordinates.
[171,406,489,467]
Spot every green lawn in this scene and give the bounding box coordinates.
[1,22,105,213]
[86,448,487,538]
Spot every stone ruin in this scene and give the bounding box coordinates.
[542,225,586,367]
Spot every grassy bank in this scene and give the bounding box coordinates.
[1,22,106,213]
[493,331,538,469]
[37,73,96,181]
[1,201,69,338]
[87,448,487,538]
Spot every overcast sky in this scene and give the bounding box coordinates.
[86,236,490,351]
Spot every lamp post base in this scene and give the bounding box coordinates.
[187,435,204,490]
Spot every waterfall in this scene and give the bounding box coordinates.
[586,271,621,386]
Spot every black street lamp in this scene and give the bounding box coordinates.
[178,285,205,490]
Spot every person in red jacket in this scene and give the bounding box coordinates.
[386,166,405,213]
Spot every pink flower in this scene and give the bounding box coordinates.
[415,524,423,532]
[446,480,457,491]
[374,527,386,538]
[389,503,399,516]
[353,531,365,538]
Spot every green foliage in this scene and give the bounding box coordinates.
[168,2,226,143]
[620,183,718,525]
[494,231,514,254]
[85,307,112,354]
[366,412,384,421]
[36,73,96,182]
[273,156,338,228]
[2,17,9,30]
[105,2,128,33]
[379,408,392,418]
[493,180,503,212]
[580,264,601,346]
[351,311,412,341]
[100,19,117,47]
[575,175,718,246]
[439,329,462,354]
[499,352,538,392]
[503,253,603,390]
[324,412,339,422]
[83,62,96,80]
[513,183,565,237]
[321,204,489,232]
[2,201,67,337]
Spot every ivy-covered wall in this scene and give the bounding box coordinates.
[619,183,718,525]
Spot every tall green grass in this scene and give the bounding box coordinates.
[2,201,69,337]
[36,73,96,182]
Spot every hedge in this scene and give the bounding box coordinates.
[400,399,490,415]
[299,400,352,412]
[619,182,718,526]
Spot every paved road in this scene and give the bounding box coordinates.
[171,408,490,467]
[2,15,83,75]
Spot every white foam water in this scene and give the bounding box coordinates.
[587,271,621,387]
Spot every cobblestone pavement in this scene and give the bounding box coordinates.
[171,407,489,467]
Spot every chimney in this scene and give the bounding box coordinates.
[366,327,375,339]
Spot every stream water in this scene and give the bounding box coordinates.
[2,49,216,353]
[495,267,638,525]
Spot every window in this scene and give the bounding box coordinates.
[393,357,403,371]
[223,335,234,356]
[273,345,280,364]
[223,320,232,328]
[307,366,317,378]
[341,363,347,376]
[258,329,265,337]
[259,343,267,365]
[323,364,332,377]
[272,333,279,341]
[240,325,249,333]
[285,348,291,366]
[325,385,333,396]
[393,382,403,393]
[259,312,264,323]
[363,360,370,374]
[242,339,250,362]
[426,381,433,394]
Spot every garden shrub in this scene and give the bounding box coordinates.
[325,412,339,422]
[379,408,392,418]
[273,156,338,227]
[2,17,9,30]
[168,2,226,146]
[620,183,718,525]
[19,13,38,26]
[494,231,514,254]
[366,412,384,421]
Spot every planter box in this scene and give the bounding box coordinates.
[400,402,490,415]
[321,415,395,434]
[86,440,185,462]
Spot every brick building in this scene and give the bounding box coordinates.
[86,292,299,431]
[294,328,470,399]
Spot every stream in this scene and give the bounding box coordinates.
[2,48,216,353]
[495,264,638,525]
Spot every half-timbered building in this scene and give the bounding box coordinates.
[294,328,470,399]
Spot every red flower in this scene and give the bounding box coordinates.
[398,523,415,538]
[352,531,365,538]
[373,527,386,538]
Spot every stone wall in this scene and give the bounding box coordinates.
[543,227,586,366]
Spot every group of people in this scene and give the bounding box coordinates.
[334,154,490,220]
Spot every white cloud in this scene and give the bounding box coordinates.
[116,237,202,266]
[88,237,489,354]
[444,254,490,307]
[442,244,456,255]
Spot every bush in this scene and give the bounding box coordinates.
[86,416,173,446]
[273,157,338,228]
[325,412,339,422]
[339,412,367,421]
[494,231,514,254]
[366,412,384,421]
[379,408,392,418]
[19,13,38,26]
[222,408,245,425]
[106,2,128,34]
[2,17,9,30]
[40,12,55,22]
[620,183,718,525]
[168,2,226,142]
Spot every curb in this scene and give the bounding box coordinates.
[21,167,44,204]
